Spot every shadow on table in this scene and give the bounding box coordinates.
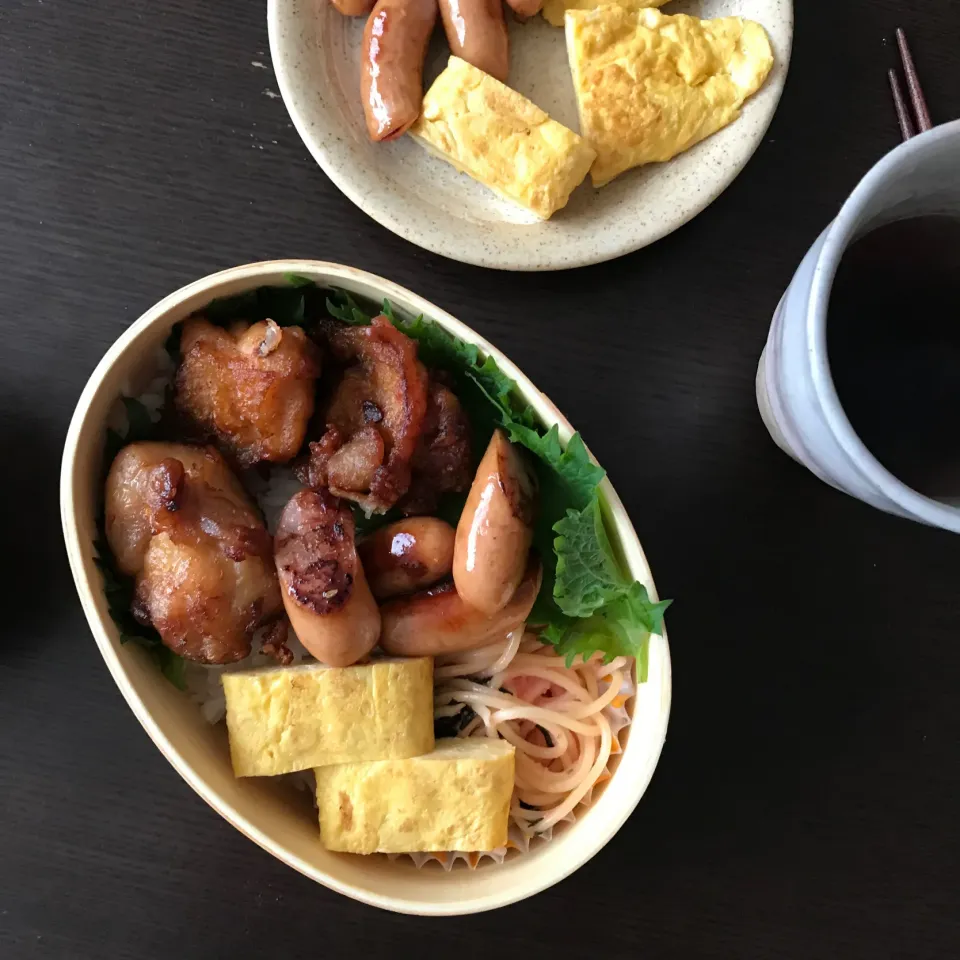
[573,428,954,903]
[0,404,73,658]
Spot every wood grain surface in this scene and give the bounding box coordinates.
[2,0,959,957]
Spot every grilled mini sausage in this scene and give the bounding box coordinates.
[331,0,376,15]
[379,557,541,656]
[274,490,381,667]
[438,0,509,82]
[361,0,439,142]
[358,516,456,599]
[453,429,536,615]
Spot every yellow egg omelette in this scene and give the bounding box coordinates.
[409,57,596,220]
[542,0,668,30]
[565,7,775,187]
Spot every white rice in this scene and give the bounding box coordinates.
[183,628,313,725]
[244,465,306,535]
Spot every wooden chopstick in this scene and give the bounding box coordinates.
[891,28,932,141]
[888,69,916,141]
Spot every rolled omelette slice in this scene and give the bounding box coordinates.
[409,56,596,220]
[315,738,516,853]
[565,8,774,187]
[542,0,668,29]
[222,657,434,777]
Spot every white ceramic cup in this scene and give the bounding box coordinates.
[757,119,960,532]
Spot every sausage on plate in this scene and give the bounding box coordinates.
[330,0,376,15]
[503,0,543,18]
[361,0,439,142]
[438,0,509,82]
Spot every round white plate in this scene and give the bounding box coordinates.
[268,0,793,270]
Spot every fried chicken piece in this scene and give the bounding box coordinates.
[175,316,321,467]
[400,380,472,514]
[106,441,254,576]
[105,442,283,664]
[302,316,429,513]
[259,619,294,665]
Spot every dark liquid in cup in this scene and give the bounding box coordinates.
[827,215,960,502]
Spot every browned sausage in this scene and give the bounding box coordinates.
[379,557,541,656]
[503,0,542,18]
[331,0,376,15]
[438,0,509,82]
[358,517,456,599]
[361,0,439,142]
[274,490,381,667]
[453,429,536,615]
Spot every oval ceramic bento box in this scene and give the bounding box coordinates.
[60,261,672,915]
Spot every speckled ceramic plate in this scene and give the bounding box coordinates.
[268,0,793,270]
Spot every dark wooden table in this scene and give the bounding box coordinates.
[3,0,959,956]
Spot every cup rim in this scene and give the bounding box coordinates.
[807,119,960,533]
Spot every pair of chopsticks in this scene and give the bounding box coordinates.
[888,28,932,141]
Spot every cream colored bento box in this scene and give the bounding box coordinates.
[60,261,671,915]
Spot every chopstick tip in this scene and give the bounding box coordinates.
[895,28,933,133]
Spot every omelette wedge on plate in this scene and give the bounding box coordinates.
[542,0,668,30]
[409,57,596,220]
[566,8,775,187]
